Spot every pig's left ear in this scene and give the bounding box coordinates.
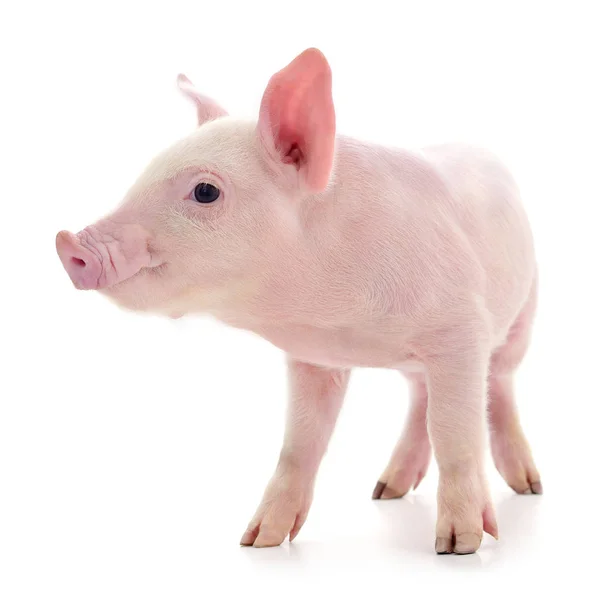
[177,73,228,126]
[257,48,336,193]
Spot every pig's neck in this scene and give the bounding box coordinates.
[207,135,431,337]
[205,244,331,332]
[215,192,371,330]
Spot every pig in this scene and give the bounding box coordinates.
[56,48,542,555]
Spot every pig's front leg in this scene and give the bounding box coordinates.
[422,330,498,555]
[240,360,350,548]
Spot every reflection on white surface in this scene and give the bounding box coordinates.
[238,491,546,572]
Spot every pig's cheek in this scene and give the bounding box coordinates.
[99,275,171,313]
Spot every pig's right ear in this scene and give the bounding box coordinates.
[257,48,336,193]
[177,73,228,126]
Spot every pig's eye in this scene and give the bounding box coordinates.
[191,182,220,204]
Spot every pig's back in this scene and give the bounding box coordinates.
[314,137,535,342]
[419,143,537,333]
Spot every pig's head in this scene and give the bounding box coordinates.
[56,48,336,318]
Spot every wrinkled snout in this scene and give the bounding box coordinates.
[56,224,157,291]
[56,231,103,290]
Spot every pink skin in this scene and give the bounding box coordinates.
[372,374,431,500]
[240,361,349,547]
[488,273,542,495]
[56,222,160,290]
[56,48,541,554]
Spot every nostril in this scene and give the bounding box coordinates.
[71,257,86,268]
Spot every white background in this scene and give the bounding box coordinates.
[1,1,589,598]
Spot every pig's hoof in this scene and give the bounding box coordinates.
[372,449,431,499]
[240,525,288,548]
[512,479,543,495]
[435,471,498,555]
[372,480,406,500]
[435,533,481,555]
[240,508,308,548]
[491,435,543,496]
[240,478,312,548]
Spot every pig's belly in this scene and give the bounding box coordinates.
[256,323,424,371]
[250,303,515,371]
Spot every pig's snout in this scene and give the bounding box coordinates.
[56,230,105,290]
[56,224,156,291]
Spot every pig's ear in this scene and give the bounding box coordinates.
[257,48,336,193]
[177,73,228,126]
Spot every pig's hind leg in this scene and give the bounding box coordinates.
[372,373,432,499]
[488,275,542,495]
